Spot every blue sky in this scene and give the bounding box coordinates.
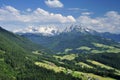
[0,0,120,33]
[1,0,120,17]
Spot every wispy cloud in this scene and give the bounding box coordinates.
[68,8,87,11]
[81,12,93,16]
[77,11,120,33]
[45,0,63,8]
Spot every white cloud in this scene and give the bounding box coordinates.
[0,6,20,21]
[68,8,80,11]
[0,6,120,34]
[33,8,49,15]
[13,25,59,36]
[0,6,75,23]
[81,12,93,15]
[68,8,87,11]
[5,6,20,15]
[77,11,120,33]
[45,0,63,8]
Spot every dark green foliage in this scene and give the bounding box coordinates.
[88,53,120,69]
[61,52,120,79]
[0,27,80,80]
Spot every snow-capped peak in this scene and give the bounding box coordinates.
[14,24,96,36]
[63,24,96,34]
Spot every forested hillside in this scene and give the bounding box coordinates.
[0,27,80,80]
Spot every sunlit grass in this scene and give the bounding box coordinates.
[92,43,114,49]
[76,46,91,51]
[91,50,104,53]
[35,61,116,80]
[86,73,116,80]
[92,43,120,53]
[107,48,120,53]
[35,61,87,79]
[0,58,4,61]
[87,60,114,69]
[76,62,93,68]
[35,61,65,73]
[87,60,120,75]
[32,51,43,55]
[65,48,73,52]
[54,54,77,61]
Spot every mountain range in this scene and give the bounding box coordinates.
[16,25,120,42]
[18,25,120,53]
